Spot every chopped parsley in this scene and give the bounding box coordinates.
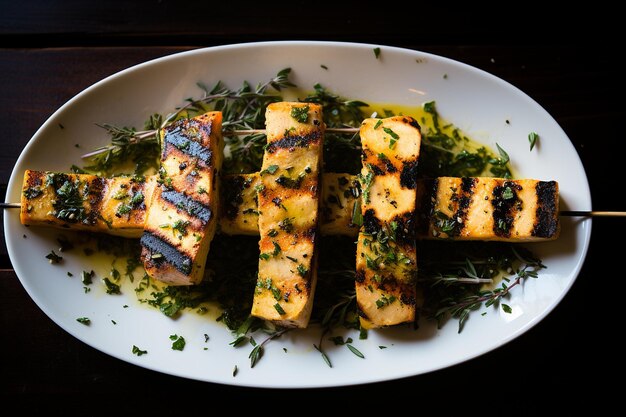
[102,277,121,294]
[81,270,94,285]
[290,105,310,123]
[45,250,63,264]
[274,303,286,315]
[116,203,132,216]
[132,345,148,356]
[262,164,279,175]
[297,264,308,277]
[76,317,90,325]
[170,334,186,351]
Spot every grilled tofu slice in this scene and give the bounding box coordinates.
[140,112,223,285]
[251,102,325,328]
[356,116,421,329]
[421,177,560,241]
[220,172,360,237]
[20,170,156,238]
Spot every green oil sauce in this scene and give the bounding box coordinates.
[367,102,512,179]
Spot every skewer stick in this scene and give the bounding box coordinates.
[0,201,623,217]
[80,127,360,159]
[559,210,626,217]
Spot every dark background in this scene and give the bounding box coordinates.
[1,1,624,412]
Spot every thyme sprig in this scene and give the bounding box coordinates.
[421,243,545,333]
[81,69,294,175]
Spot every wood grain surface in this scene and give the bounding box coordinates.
[1,2,624,412]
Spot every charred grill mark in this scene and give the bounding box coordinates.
[355,269,366,283]
[402,116,421,131]
[264,131,322,153]
[161,189,212,224]
[392,212,416,245]
[140,232,192,275]
[86,177,106,226]
[492,181,522,237]
[363,209,381,235]
[400,160,419,189]
[533,181,559,238]
[356,304,369,319]
[454,177,476,234]
[163,125,213,165]
[26,171,43,189]
[383,159,397,174]
[301,226,317,242]
[370,164,384,176]
[400,292,416,306]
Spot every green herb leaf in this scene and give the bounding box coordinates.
[502,304,512,314]
[132,345,147,356]
[373,47,381,59]
[170,334,186,351]
[76,317,90,325]
[249,344,263,368]
[263,164,279,175]
[102,277,121,294]
[314,344,332,368]
[382,127,399,140]
[45,250,63,264]
[351,198,363,227]
[290,105,310,123]
[347,344,365,359]
[274,303,286,315]
[496,143,510,164]
[528,132,539,151]
[297,264,308,277]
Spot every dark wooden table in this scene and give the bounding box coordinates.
[2,2,624,412]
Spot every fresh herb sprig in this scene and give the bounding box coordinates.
[81,69,295,176]
[420,242,545,333]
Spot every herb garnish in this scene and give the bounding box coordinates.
[76,317,90,325]
[290,105,310,123]
[170,334,186,351]
[528,132,539,151]
[132,345,148,356]
[46,250,63,264]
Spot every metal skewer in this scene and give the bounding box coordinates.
[0,201,623,217]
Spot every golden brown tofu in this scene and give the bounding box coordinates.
[140,112,223,285]
[251,102,325,328]
[20,170,156,238]
[355,116,421,329]
[421,177,560,241]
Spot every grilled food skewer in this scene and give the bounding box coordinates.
[3,200,618,218]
